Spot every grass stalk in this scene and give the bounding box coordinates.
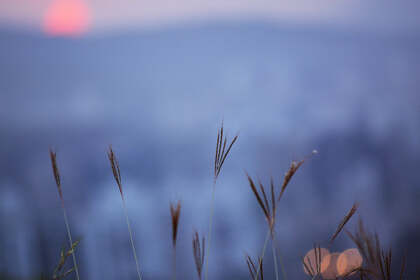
[254,230,270,280]
[122,197,142,280]
[204,178,217,280]
[60,203,80,280]
[108,146,142,280]
[249,152,316,280]
[172,247,177,280]
[49,149,80,280]
[272,234,287,280]
[204,122,238,280]
[245,254,264,280]
[271,237,279,280]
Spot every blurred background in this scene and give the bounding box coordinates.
[0,0,419,279]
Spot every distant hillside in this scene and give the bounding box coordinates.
[1,22,419,132]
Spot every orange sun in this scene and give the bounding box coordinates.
[43,0,90,36]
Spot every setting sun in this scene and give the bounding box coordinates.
[43,0,90,36]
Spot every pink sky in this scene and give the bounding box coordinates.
[0,0,419,32]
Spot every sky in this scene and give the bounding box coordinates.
[1,0,420,33]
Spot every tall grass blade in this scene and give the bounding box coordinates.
[250,152,316,280]
[329,202,359,244]
[49,149,81,280]
[205,122,237,280]
[107,146,142,280]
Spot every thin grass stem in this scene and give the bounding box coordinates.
[271,239,279,280]
[172,247,177,280]
[204,178,217,280]
[272,234,287,280]
[49,149,80,280]
[61,203,80,280]
[122,198,142,280]
[254,230,270,280]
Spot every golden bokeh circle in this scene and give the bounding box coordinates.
[321,252,340,279]
[337,248,363,276]
[302,247,330,275]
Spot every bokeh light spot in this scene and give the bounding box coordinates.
[337,248,363,276]
[321,252,340,280]
[303,247,330,275]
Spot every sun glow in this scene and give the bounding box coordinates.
[43,0,90,36]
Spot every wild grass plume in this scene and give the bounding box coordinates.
[246,153,315,280]
[170,201,181,248]
[192,231,205,280]
[345,219,407,280]
[37,128,413,280]
[329,202,359,244]
[49,149,80,280]
[107,146,142,280]
[170,201,181,280]
[214,121,238,180]
[205,121,238,280]
[246,174,276,234]
[246,174,281,280]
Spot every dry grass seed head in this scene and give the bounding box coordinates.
[214,121,238,179]
[49,148,63,200]
[270,177,276,227]
[170,201,181,247]
[107,145,123,197]
[278,159,304,202]
[278,150,317,202]
[192,231,205,280]
[330,202,359,244]
[246,154,314,234]
[346,219,406,280]
[246,173,275,233]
